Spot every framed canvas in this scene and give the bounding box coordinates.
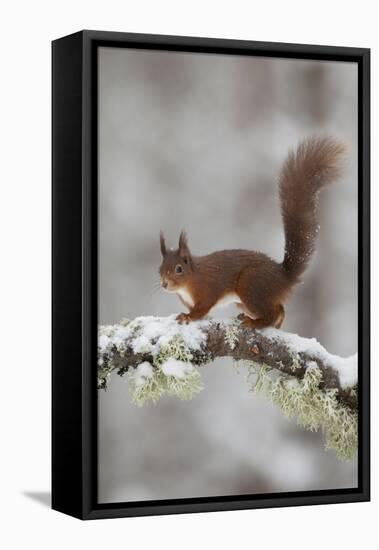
[52,30,370,520]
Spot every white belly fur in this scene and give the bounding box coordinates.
[213,292,239,309]
[176,288,239,311]
[176,288,194,307]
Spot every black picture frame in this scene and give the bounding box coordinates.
[52,30,370,520]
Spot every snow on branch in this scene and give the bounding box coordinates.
[98,315,358,460]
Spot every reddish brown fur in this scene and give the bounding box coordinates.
[159,137,345,328]
[280,137,345,281]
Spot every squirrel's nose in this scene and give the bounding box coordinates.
[162,281,168,289]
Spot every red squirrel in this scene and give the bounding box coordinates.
[159,137,344,328]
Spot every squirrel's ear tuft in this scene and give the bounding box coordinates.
[178,230,191,257]
[160,231,167,256]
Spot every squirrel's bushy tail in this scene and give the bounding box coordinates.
[279,137,345,281]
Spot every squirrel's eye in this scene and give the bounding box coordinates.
[175,264,183,274]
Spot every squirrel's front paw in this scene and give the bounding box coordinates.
[176,312,191,324]
[237,313,256,329]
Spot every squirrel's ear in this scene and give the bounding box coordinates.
[178,230,190,257]
[160,231,167,256]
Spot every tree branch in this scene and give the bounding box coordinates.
[98,315,357,410]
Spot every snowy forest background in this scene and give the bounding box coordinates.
[98,47,358,503]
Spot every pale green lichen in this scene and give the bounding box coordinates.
[154,334,194,365]
[248,362,357,460]
[288,348,302,372]
[126,334,203,405]
[127,363,203,406]
[126,367,166,405]
[224,318,240,350]
[159,366,203,401]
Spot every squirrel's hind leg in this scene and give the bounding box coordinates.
[236,264,286,329]
[237,304,285,330]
